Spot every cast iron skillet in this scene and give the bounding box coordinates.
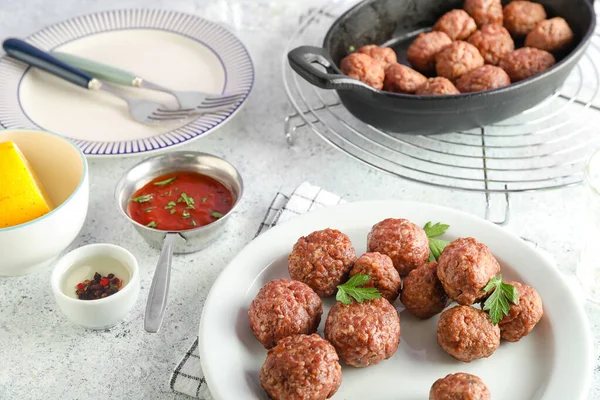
[288,0,596,134]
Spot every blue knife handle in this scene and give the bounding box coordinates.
[3,38,94,89]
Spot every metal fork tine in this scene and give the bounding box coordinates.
[197,99,241,108]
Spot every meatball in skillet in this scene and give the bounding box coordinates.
[288,228,356,297]
[436,41,485,82]
[406,31,453,74]
[367,218,430,276]
[437,305,500,362]
[434,9,478,41]
[464,0,503,27]
[340,53,385,90]
[349,252,401,303]
[498,281,543,342]
[430,372,491,400]
[401,261,449,319]
[456,65,511,93]
[358,44,397,66]
[525,17,574,54]
[468,24,515,65]
[383,63,428,94]
[416,77,461,95]
[499,47,556,82]
[436,237,501,305]
[503,1,547,37]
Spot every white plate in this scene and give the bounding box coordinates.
[199,201,593,400]
[0,10,254,157]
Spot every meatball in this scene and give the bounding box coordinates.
[436,41,485,81]
[367,218,430,276]
[434,9,478,41]
[430,373,491,400]
[325,298,400,367]
[499,47,555,82]
[467,24,515,65]
[503,1,546,37]
[288,228,356,297]
[464,0,503,27]
[358,44,397,65]
[340,53,385,90]
[525,17,575,53]
[349,252,401,303]
[416,77,460,95]
[406,31,453,74]
[400,261,449,319]
[437,237,501,305]
[248,279,323,349]
[456,65,511,93]
[498,281,543,342]
[260,334,342,400]
[383,63,427,94]
[437,305,500,362]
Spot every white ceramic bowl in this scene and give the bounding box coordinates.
[51,243,140,329]
[0,129,89,276]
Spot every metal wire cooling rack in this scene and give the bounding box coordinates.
[282,1,600,223]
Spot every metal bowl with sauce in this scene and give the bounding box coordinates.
[115,151,243,333]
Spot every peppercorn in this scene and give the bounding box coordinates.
[75,272,124,300]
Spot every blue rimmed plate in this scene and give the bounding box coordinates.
[0,9,254,157]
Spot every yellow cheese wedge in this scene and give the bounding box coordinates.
[0,141,53,228]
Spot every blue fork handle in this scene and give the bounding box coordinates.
[3,38,94,89]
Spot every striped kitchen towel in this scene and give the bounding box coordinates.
[170,182,345,398]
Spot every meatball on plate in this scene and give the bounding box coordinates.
[199,201,592,400]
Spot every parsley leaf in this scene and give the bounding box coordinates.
[483,275,519,325]
[423,221,450,261]
[131,194,153,203]
[153,177,176,186]
[335,274,381,304]
[164,201,176,210]
[178,193,195,208]
[147,221,158,228]
[211,211,224,219]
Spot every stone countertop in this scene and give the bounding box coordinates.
[0,1,599,399]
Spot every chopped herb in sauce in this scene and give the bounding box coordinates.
[160,191,172,197]
[179,193,195,208]
[211,211,224,219]
[154,177,177,186]
[165,201,177,210]
[191,220,197,226]
[182,210,191,219]
[132,194,153,203]
[201,197,207,203]
[144,207,156,213]
[147,221,158,228]
[170,209,176,215]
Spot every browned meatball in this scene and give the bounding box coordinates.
[464,0,503,27]
[406,31,453,74]
[434,9,478,41]
[456,65,511,93]
[349,252,401,303]
[401,261,449,319]
[340,53,385,90]
[416,77,460,95]
[288,228,357,297]
[436,41,485,81]
[358,45,397,65]
[498,281,543,342]
[437,305,500,362]
[430,373,491,400]
[367,218,430,275]
[468,24,514,65]
[383,63,427,94]
[437,237,501,305]
[525,17,575,53]
[499,47,556,82]
[503,1,547,37]
[260,334,342,400]
[325,298,400,368]
[248,279,323,349]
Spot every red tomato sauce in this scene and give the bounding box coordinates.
[128,172,233,231]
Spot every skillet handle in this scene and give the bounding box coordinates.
[288,45,377,92]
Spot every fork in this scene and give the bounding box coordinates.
[52,51,246,110]
[2,39,237,124]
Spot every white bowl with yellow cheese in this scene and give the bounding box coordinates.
[0,129,89,276]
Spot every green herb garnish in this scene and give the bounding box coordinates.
[423,222,450,262]
[178,192,195,208]
[201,197,207,203]
[483,275,519,325]
[191,220,197,227]
[147,221,158,228]
[170,209,176,215]
[335,274,381,304]
[348,45,356,53]
[159,191,172,197]
[210,211,224,219]
[154,177,176,186]
[182,210,191,219]
[131,195,153,203]
[164,201,177,210]
[144,207,156,213]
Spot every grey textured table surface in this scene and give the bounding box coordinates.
[0,0,599,399]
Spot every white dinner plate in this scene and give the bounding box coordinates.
[0,10,254,157]
[199,201,593,400]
